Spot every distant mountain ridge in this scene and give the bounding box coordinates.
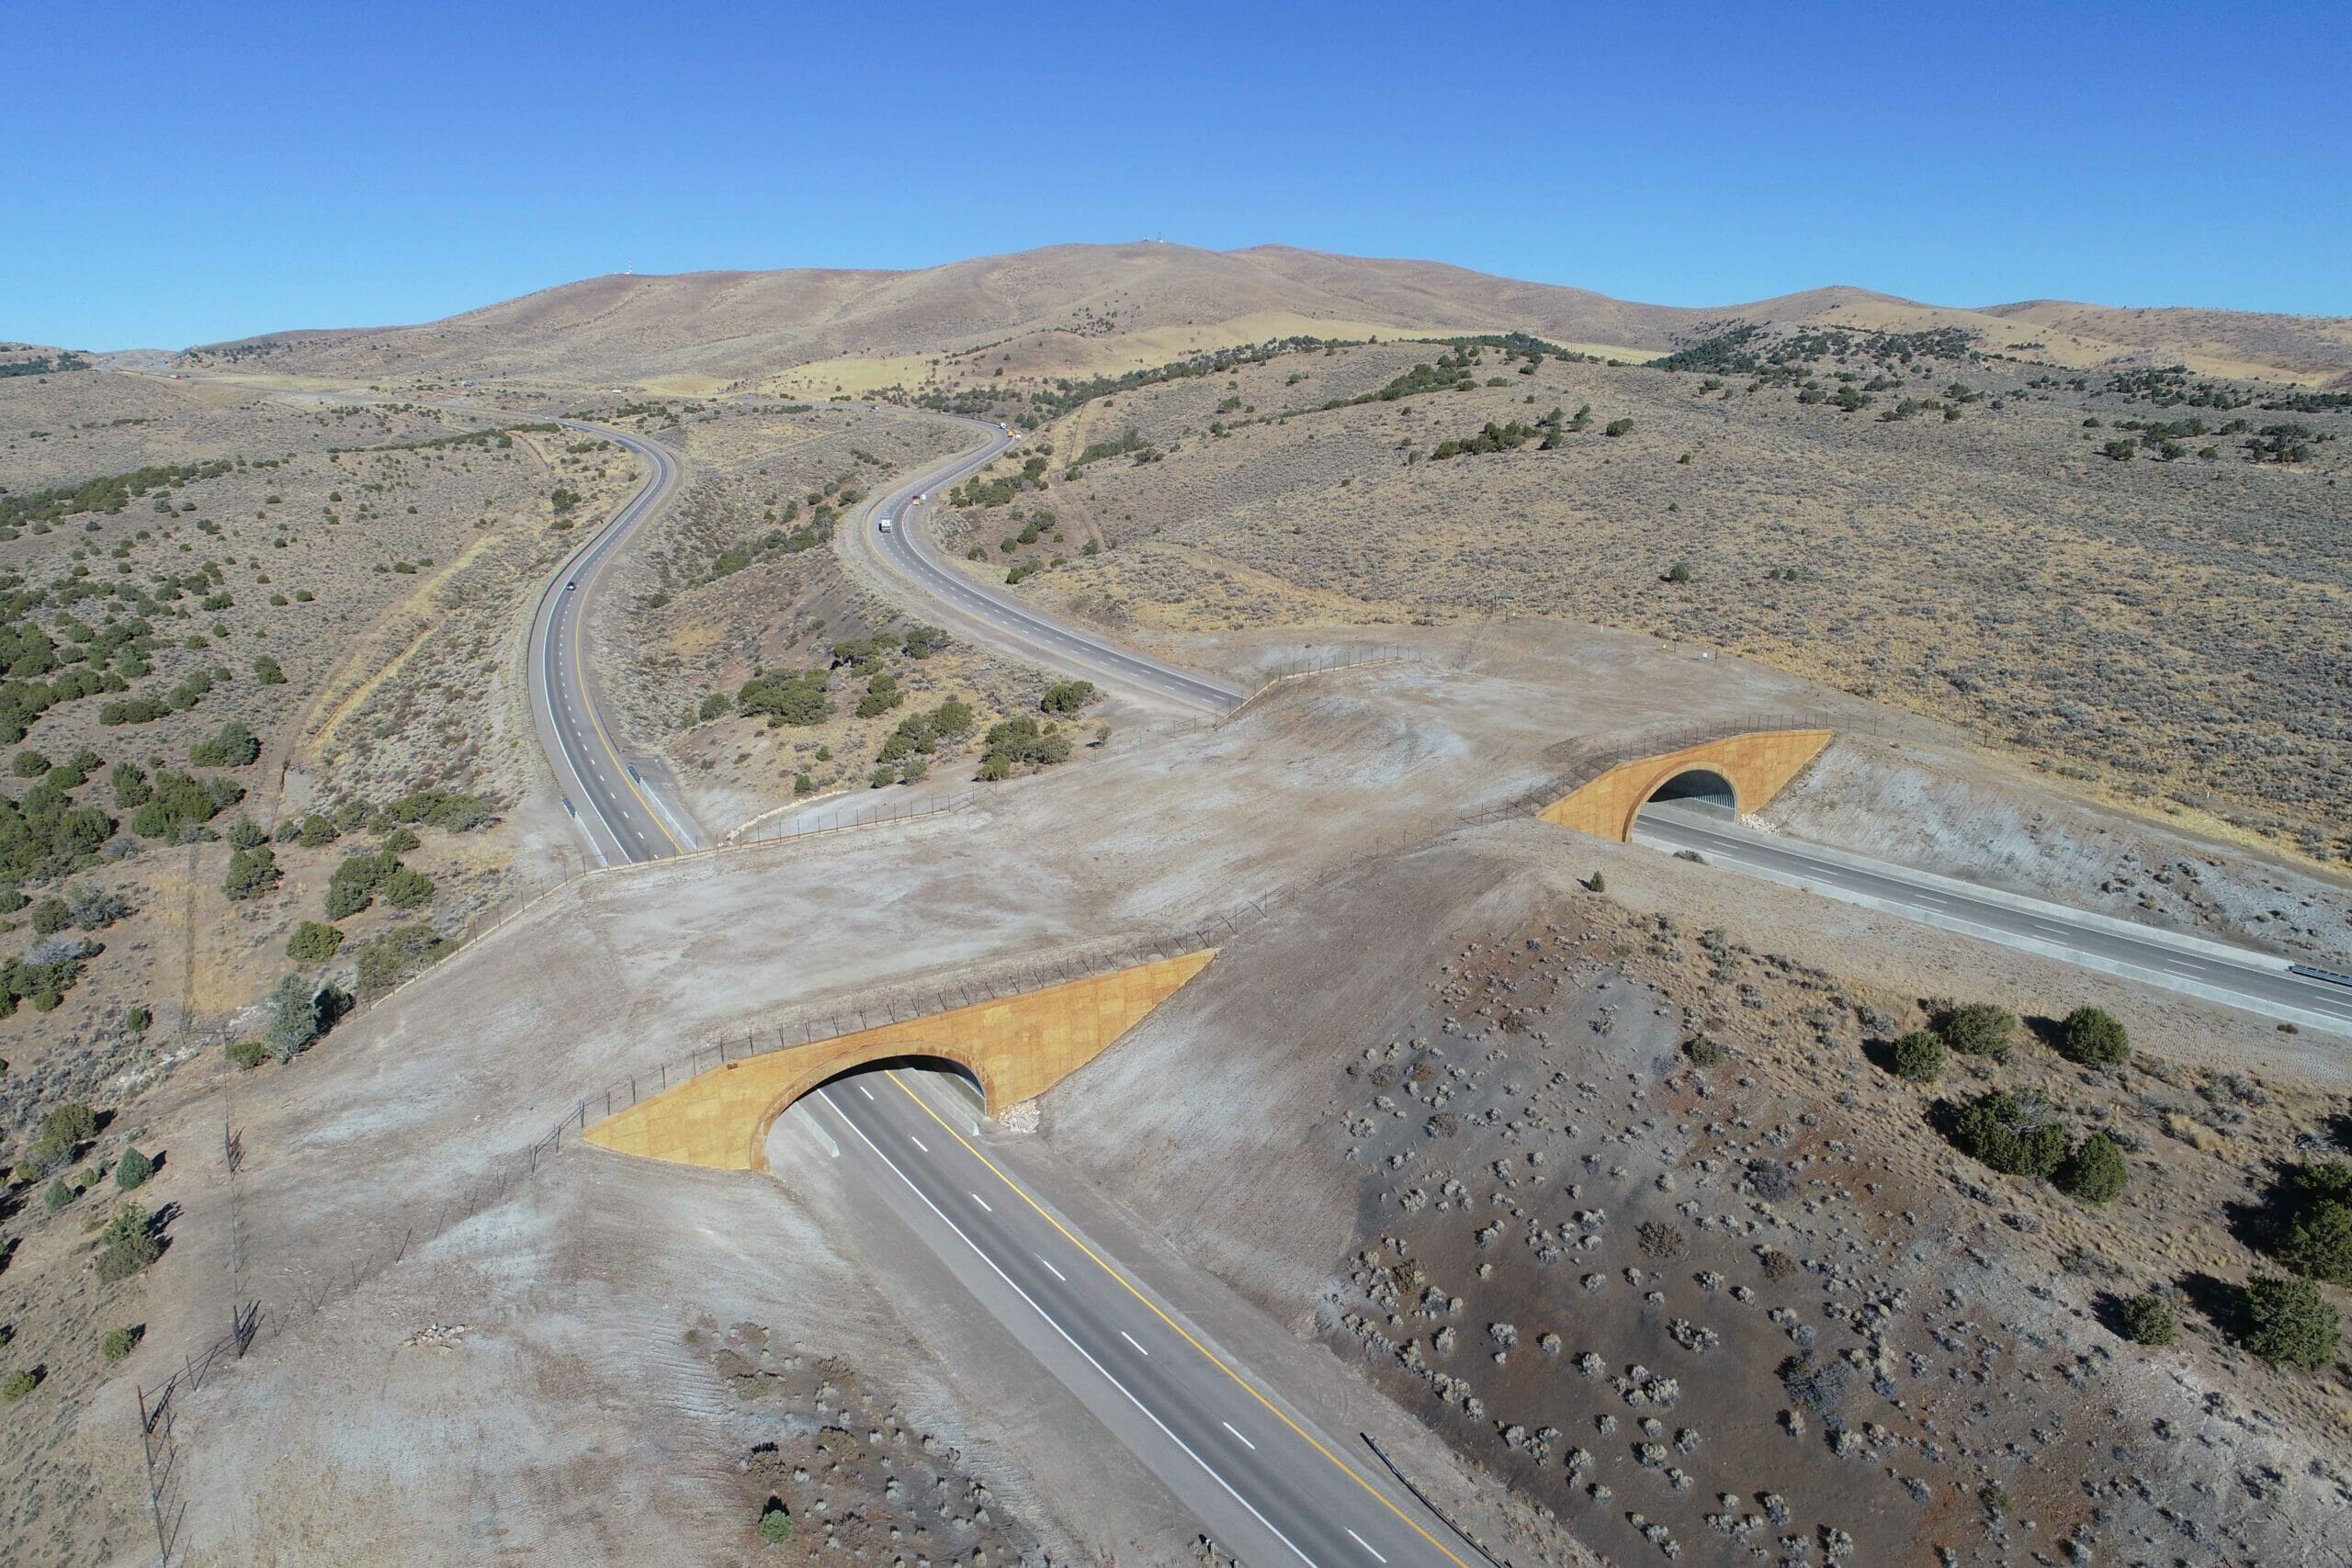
[184,242,2352,389]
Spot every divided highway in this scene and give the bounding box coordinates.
[1636,805,2352,1034]
[812,1071,1469,1568]
[533,412,1244,871]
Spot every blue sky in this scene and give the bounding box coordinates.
[9,1,2346,348]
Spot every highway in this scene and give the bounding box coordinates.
[537,412,1455,1561]
[851,417,1248,714]
[527,421,694,865]
[809,1070,1470,1568]
[1635,804,2352,1034]
[533,413,1244,870]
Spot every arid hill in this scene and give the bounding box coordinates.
[182,243,2352,390]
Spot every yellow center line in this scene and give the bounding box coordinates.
[887,1072,1471,1568]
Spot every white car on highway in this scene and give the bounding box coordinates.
[877,518,893,533]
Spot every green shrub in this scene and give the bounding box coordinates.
[110,761,151,809]
[222,844,280,900]
[351,921,456,996]
[382,865,434,910]
[295,814,339,848]
[932,698,975,738]
[226,816,267,850]
[0,1370,38,1402]
[96,1201,160,1283]
[2057,1006,2130,1066]
[253,655,286,685]
[130,768,242,840]
[10,750,49,779]
[976,717,1072,781]
[2054,1133,2129,1203]
[697,691,730,723]
[43,1176,73,1213]
[1949,1089,2072,1179]
[264,973,322,1060]
[2119,1292,2177,1347]
[225,1039,268,1069]
[324,849,398,919]
[286,920,344,963]
[1891,1031,1945,1082]
[123,1005,151,1032]
[855,673,903,719]
[2241,1274,2340,1367]
[758,1506,793,1545]
[2279,1195,2352,1286]
[385,789,495,832]
[101,1325,143,1362]
[1039,680,1098,715]
[188,719,260,769]
[736,669,829,727]
[1588,870,1606,894]
[381,829,421,858]
[114,1145,153,1190]
[99,696,171,727]
[1936,1001,2015,1058]
[28,897,69,936]
[42,1101,98,1148]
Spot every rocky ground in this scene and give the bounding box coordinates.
[1044,835,2352,1566]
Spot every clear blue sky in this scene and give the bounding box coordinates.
[11,0,2346,349]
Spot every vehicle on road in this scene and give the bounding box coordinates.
[2290,963,2352,988]
[877,518,893,533]
[566,580,578,591]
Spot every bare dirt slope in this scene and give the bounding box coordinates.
[179,243,2352,389]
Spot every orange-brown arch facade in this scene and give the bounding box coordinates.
[582,951,1214,1172]
[1537,729,1832,842]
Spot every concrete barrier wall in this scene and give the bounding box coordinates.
[1538,729,1833,841]
[582,950,1216,1171]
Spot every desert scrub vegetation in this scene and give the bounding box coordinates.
[1008,335,2352,863]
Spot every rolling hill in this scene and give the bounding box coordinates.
[183,242,2352,391]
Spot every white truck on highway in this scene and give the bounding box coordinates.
[876,517,893,533]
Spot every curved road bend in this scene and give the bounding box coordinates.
[527,420,693,865]
[814,1070,1471,1568]
[850,415,1247,714]
[1637,806,2352,1034]
[534,413,1244,868]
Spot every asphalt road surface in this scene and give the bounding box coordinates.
[853,417,1247,714]
[528,420,693,865]
[1635,805,2352,1034]
[808,1070,1471,1568]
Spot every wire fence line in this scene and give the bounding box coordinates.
[1221,646,1430,724]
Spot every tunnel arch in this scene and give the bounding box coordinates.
[1536,728,1833,842]
[749,1043,996,1169]
[1641,767,1738,818]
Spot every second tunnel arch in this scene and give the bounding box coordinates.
[1538,728,1832,842]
